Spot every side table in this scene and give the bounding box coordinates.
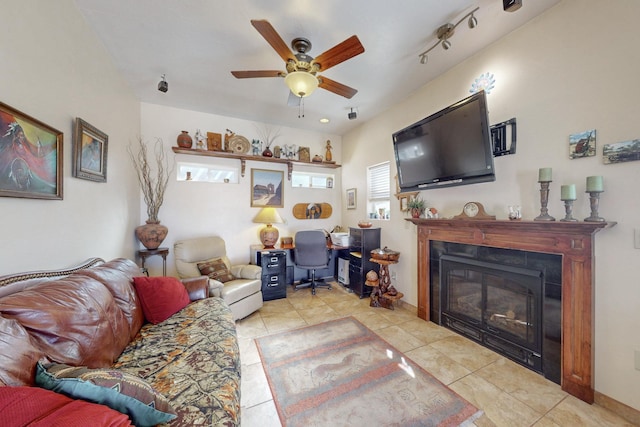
[138,247,169,276]
[368,258,403,310]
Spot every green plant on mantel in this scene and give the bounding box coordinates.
[407,196,426,218]
[128,137,174,223]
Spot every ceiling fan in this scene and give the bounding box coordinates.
[231,19,365,100]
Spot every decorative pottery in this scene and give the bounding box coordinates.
[411,208,421,218]
[177,131,193,148]
[262,147,273,157]
[135,220,168,250]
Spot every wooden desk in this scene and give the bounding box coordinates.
[137,247,169,276]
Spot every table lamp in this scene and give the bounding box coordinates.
[253,207,283,248]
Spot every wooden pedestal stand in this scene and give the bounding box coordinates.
[367,258,403,310]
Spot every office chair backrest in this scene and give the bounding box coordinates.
[294,230,330,269]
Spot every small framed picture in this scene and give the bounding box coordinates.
[326,177,334,188]
[346,188,356,210]
[251,168,284,207]
[73,118,108,182]
[400,195,409,212]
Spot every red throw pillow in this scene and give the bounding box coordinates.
[0,386,133,427]
[133,276,190,324]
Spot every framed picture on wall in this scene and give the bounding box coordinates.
[346,188,356,209]
[73,118,108,182]
[0,102,63,200]
[251,168,284,207]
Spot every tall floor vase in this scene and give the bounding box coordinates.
[135,220,168,250]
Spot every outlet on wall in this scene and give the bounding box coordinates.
[391,271,397,280]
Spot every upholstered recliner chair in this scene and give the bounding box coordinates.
[174,236,263,320]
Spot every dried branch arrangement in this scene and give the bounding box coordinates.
[128,137,174,223]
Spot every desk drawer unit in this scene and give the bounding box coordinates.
[258,250,287,301]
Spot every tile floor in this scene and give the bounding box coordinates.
[237,283,634,427]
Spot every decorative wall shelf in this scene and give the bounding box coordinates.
[171,147,341,180]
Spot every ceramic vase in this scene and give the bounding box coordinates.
[135,220,168,250]
[176,131,193,148]
[262,147,273,157]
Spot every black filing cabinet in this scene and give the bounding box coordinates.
[257,250,287,301]
[348,227,381,298]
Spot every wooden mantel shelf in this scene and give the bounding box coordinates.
[171,147,341,180]
[407,217,616,404]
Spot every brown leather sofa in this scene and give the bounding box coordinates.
[0,257,241,426]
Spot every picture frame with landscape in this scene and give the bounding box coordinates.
[73,118,108,182]
[251,168,283,207]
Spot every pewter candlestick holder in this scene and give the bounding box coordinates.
[560,199,577,222]
[534,181,556,221]
[584,191,605,222]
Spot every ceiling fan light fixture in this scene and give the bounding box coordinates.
[285,71,319,98]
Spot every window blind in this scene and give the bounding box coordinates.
[368,161,390,201]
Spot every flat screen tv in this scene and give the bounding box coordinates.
[393,91,495,191]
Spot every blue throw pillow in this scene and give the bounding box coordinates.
[35,362,176,427]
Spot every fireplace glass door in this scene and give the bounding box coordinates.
[440,255,543,372]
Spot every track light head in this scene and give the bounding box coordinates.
[468,14,478,29]
[420,54,428,65]
[348,108,357,120]
[442,39,451,50]
[157,74,168,93]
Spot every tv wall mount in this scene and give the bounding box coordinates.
[491,117,516,157]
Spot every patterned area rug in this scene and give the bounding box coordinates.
[256,317,482,426]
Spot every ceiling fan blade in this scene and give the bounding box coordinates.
[251,19,296,64]
[312,35,365,72]
[231,70,284,79]
[318,76,358,99]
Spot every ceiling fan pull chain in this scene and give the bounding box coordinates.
[298,96,305,118]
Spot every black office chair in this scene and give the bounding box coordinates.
[293,230,332,295]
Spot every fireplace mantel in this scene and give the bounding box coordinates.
[407,218,615,403]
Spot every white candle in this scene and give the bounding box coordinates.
[561,184,576,200]
[538,167,552,182]
[586,176,603,192]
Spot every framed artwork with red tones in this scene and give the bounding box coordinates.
[0,102,63,199]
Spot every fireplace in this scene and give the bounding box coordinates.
[439,253,554,380]
[408,218,614,403]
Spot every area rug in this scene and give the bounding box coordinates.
[255,316,482,426]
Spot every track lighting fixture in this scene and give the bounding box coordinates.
[157,74,168,93]
[348,108,357,120]
[418,7,479,65]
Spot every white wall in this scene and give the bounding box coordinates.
[342,0,640,411]
[0,1,141,275]
[140,103,342,276]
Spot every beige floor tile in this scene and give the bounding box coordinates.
[449,374,543,427]
[396,317,458,343]
[351,310,395,330]
[238,337,261,366]
[240,362,272,409]
[261,311,307,333]
[404,344,471,385]
[428,334,500,371]
[545,395,635,426]
[475,357,567,414]
[296,305,341,325]
[235,313,268,339]
[242,400,282,427]
[374,324,427,352]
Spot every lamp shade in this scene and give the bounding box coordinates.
[253,208,283,249]
[285,71,319,98]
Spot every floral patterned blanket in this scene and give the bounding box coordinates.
[113,297,240,427]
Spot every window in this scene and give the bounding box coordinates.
[176,161,239,183]
[291,171,335,189]
[367,161,390,219]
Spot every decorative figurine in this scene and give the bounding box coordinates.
[325,140,333,162]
